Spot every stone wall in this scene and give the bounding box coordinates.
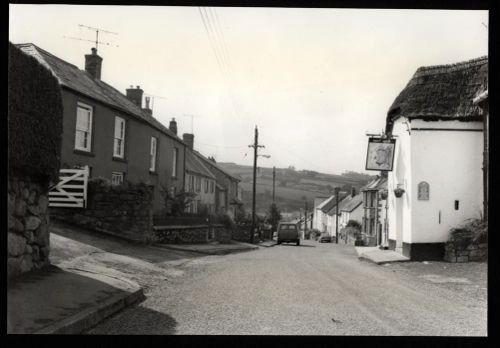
[153,224,228,244]
[8,176,51,279]
[444,242,487,263]
[232,225,252,243]
[51,179,154,243]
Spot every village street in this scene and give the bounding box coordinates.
[50,224,487,336]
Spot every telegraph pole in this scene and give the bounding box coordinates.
[272,166,276,203]
[249,126,265,244]
[334,187,340,244]
[304,201,308,239]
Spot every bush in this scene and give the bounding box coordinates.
[8,42,63,184]
[449,218,487,249]
[341,227,362,240]
[346,220,362,231]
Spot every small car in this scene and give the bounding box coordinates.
[277,222,300,246]
[319,234,333,243]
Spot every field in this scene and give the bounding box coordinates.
[239,181,328,202]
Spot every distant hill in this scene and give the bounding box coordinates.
[217,162,375,215]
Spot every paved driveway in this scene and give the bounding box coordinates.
[87,239,487,336]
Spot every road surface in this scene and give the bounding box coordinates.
[85,239,487,335]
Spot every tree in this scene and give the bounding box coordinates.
[268,203,282,232]
[235,204,247,222]
[160,186,197,216]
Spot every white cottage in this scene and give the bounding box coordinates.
[385,56,487,260]
[338,190,364,229]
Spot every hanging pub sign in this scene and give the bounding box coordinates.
[365,137,396,171]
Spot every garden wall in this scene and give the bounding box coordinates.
[444,242,487,263]
[8,42,63,279]
[8,177,51,279]
[153,224,230,244]
[51,179,155,243]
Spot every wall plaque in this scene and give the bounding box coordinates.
[418,181,430,200]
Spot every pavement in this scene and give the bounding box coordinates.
[8,220,274,334]
[354,246,410,264]
[87,239,487,335]
[155,239,277,255]
[7,265,144,334]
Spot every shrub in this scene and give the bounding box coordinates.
[346,220,362,231]
[449,218,487,249]
[341,227,362,240]
[8,42,63,184]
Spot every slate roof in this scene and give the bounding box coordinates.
[316,196,334,211]
[323,193,348,215]
[194,152,241,183]
[16,43,183,144]
[186,150,216,179]
[337,194,363,213]
[387,56,488,130]
[362,176,387,192]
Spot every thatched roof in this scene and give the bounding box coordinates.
[386,56,488,131]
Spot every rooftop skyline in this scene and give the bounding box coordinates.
[9,5,488,174]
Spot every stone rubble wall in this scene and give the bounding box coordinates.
[444,242,487,263]
[153,224,229,244]
[232,226,252,243]
[51,180,154,243]
[8,176,51,279]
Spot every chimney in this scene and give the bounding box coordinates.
[84,47,103,79]
[142,96,152,115]
[169,118,178,135]
[183,133,194,150]
[126,85,143,107]
[351,187,356,197]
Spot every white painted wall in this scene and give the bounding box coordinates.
[340,204,363,228]
[409,119,483,243]
[388,117,483,246]
[388,118,413,247]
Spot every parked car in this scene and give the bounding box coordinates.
[277,222,300,246]
[319,234,333,243]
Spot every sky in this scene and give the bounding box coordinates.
[9,5,488,175]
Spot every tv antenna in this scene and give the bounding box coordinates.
[63,24,119,52]
[143,93,167,112]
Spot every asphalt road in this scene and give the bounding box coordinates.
[86,239,487,336]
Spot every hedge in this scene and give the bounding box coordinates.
[8,42,63,184]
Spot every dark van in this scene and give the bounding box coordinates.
[277,223,300,246]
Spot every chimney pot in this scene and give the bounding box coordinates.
[169,118,178,135]
[351,187,356,197]
[183,133,194,150]
[126,86,144,107]
[84,48,103,79]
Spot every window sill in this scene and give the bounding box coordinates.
[74,149,95,157]
[112,156,127,163]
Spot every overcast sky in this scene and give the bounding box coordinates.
[9,5,488,174]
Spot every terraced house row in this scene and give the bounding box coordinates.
[16,43,241,217]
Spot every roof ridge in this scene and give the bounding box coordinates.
[16,43,80,70]
[413,56,488,78]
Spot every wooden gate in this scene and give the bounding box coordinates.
[49,166,89,208]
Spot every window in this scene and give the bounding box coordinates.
[75,103,93,152]
[189,175,195,192]
[111,172,124,186]
[195,177,201,192]
[210,181,214,193]
[204,179,209,193]
[172,148,178,178]
[113,116,126,158]
[150,137,157,171]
